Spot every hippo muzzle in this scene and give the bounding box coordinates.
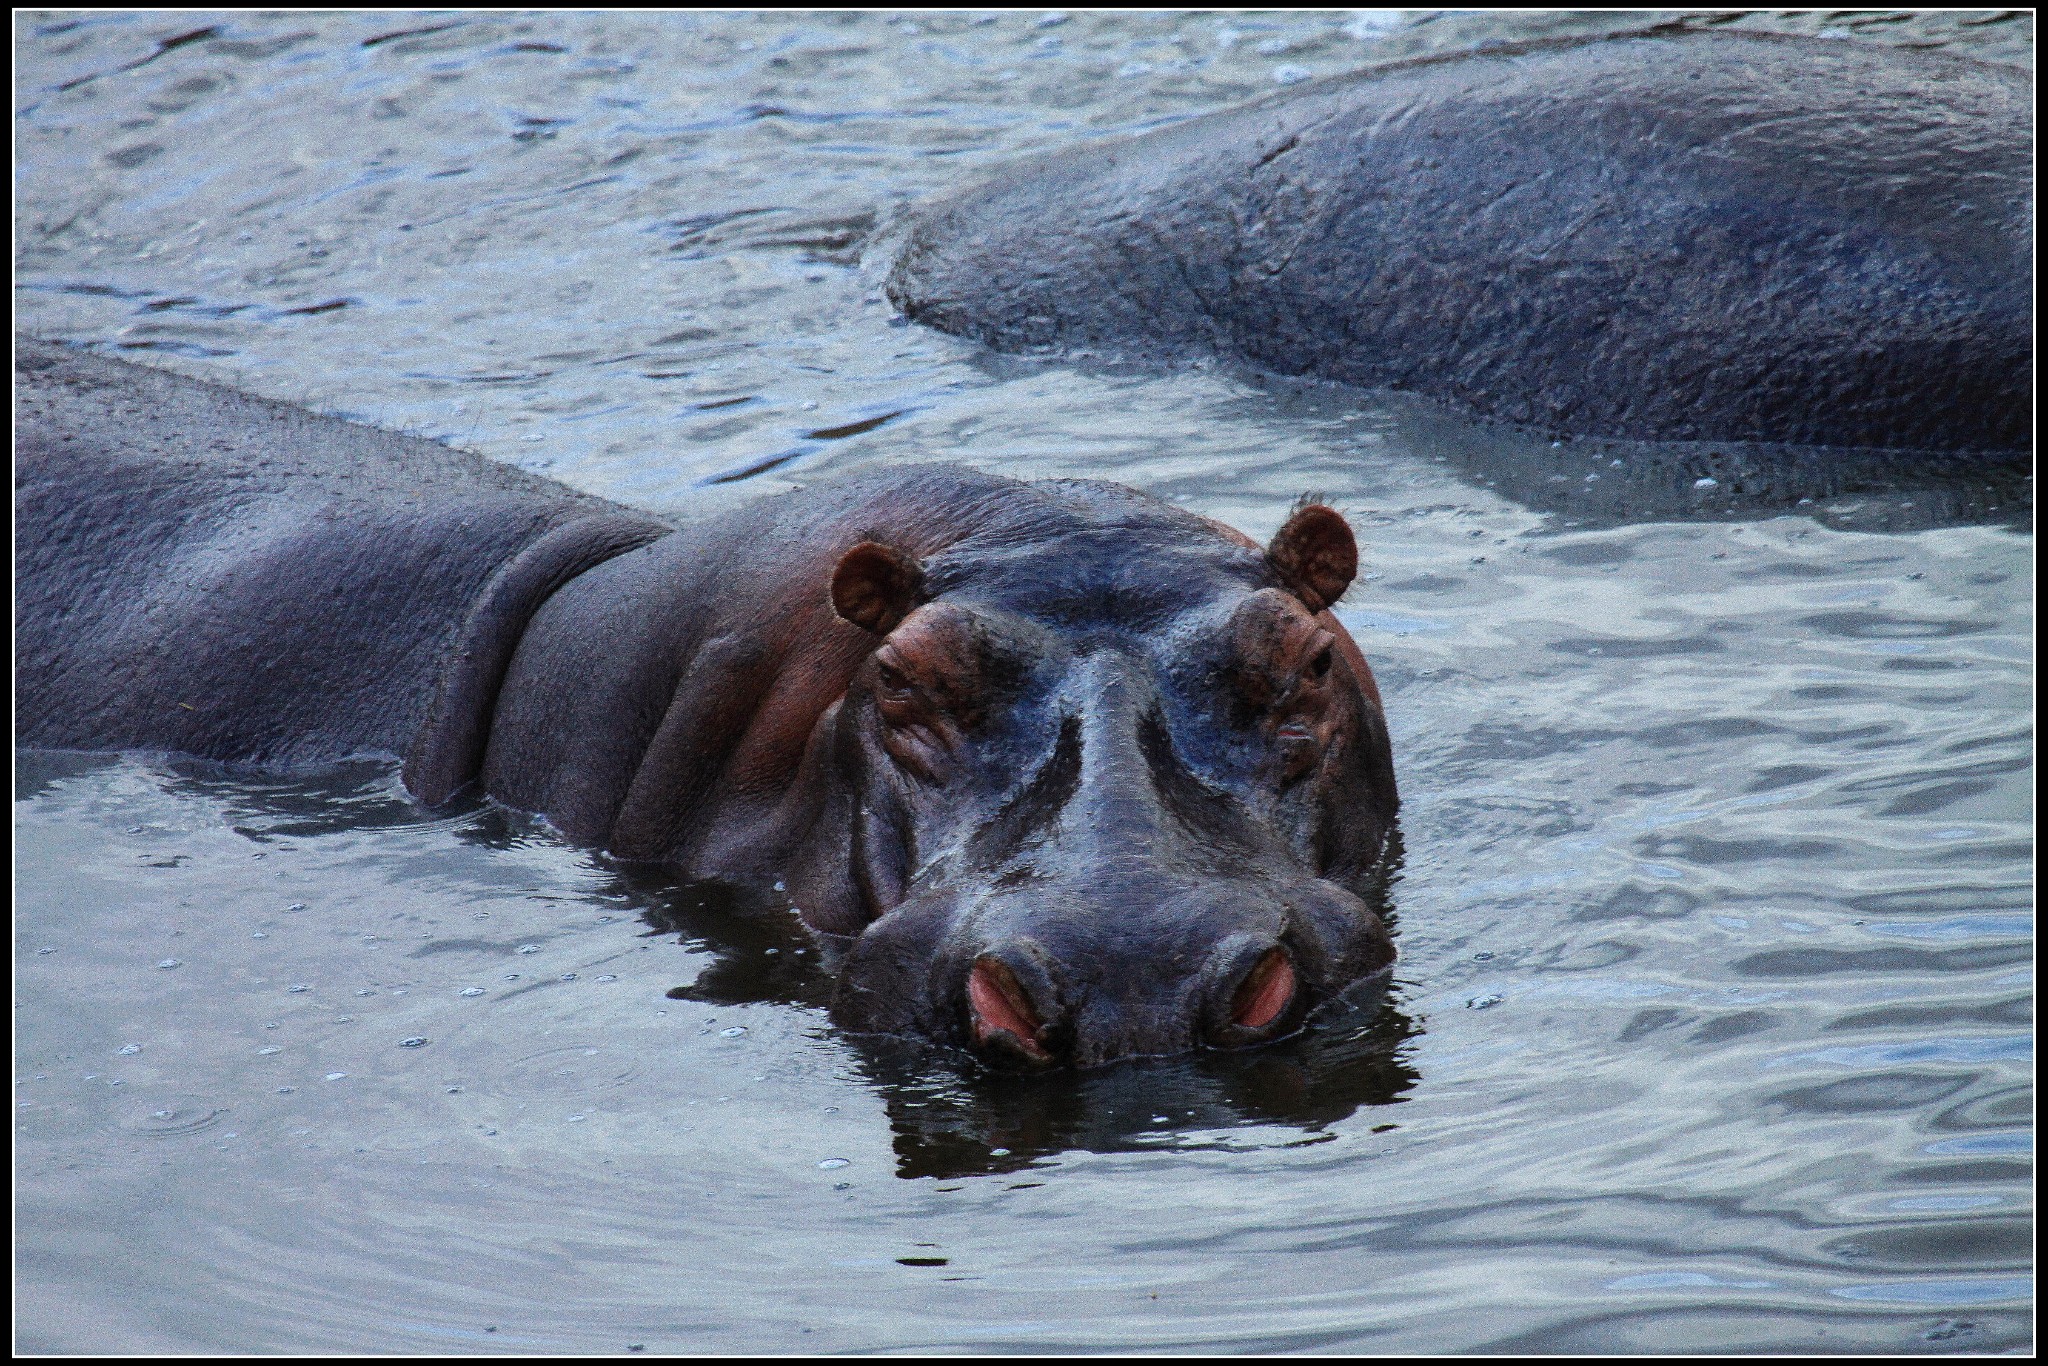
[835,868,1394,1069]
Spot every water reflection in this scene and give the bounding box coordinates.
[21,746,1423,1178]
[848,986,1419,1180]
[1239,375,2033,534]
[629,847,1418,1181]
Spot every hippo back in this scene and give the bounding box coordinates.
[15,341,668,770]
[888,29,2032,452]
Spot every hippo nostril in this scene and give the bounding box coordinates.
[968,956,1051,1064]
[1230,946,1297,1032]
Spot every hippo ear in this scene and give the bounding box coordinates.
[1266,502,1357,613]
[831,541,927,635]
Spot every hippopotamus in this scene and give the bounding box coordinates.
[886,29,2032,453]
[16,339,1399,1068]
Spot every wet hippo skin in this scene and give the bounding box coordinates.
[16,340,1399,1067]
[887,29,2033,453]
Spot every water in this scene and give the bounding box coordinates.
[14,9,2033,1354]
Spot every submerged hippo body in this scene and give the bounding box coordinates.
[17,341,1398,1067]
[888,29,2032,453]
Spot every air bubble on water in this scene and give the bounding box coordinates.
[1473,951,1494,961]
[764,948,779,956]
[400,1037,429,1048]
[989,1147,1010,1157]
[157,958,181,969]
[833,1181,852,1191]
[118,1044,142,1056]
[287,983,310,993]
[356,989,377,997]
[1273,64,1311,85]
[596,974,617,983]
[560,973,578,981]
[518,944,541,955]
[461,987,486,997]
[773,880,786,891]
[568,1113,587,1122]
[721,1026,747,1038]
[817,1157,850,1170]
[276,1086,295,1094]
[1467,994,1504,1010]
[36,947,56,955]
[504,973,521,981]
[325,1072,347,1081]
[252,932,266,939]
[1694,477,1719,490]
[286,903,306,912]
[258,1046,282,1055]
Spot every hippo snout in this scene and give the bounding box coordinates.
[832,879,1386,1070]
[957,931,1307,1070]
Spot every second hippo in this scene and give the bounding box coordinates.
[888,29,2032,453]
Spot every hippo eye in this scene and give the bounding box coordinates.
[874,660,917,715]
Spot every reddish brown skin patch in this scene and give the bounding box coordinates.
[1232,948,1297,1030]
[1265,504,1357,614]
[831,541,926,635]
[1321,612,1384,713]
[871,603,987,783]
[969,957,1049,1059]
[1225,588,1351,783]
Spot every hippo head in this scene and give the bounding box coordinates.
[814,487,1397,1069]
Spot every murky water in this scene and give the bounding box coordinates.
[15,9,2033,1354]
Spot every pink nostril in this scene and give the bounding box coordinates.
[1231,947,1297,1031]
[968,957,1050,1061]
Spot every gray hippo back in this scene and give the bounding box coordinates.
[887,30,2032,453]
[15,340,668,771]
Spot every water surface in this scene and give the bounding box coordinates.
[15,9,2033,1354]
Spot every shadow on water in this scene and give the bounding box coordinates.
[1256,375,2035,533]
[967,345,2032,533]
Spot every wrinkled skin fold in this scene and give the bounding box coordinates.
[17,340,1398,1068]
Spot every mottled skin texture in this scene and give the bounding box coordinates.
[888,30,2032,452]
[17,341,1399,1068]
